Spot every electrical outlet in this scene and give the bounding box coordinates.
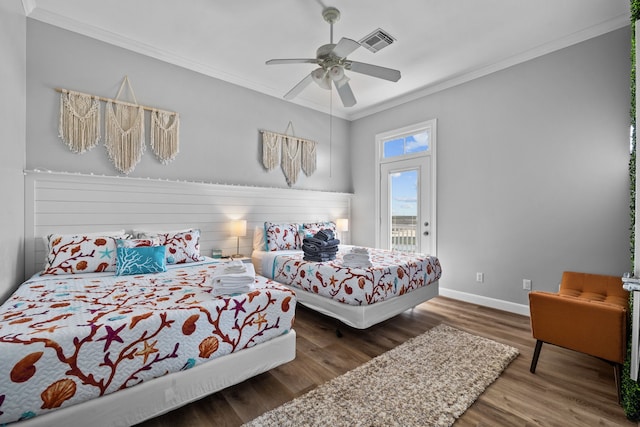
[476,272,484,283]
[523,279,532,291]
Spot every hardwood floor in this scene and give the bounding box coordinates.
[136,296,638,427]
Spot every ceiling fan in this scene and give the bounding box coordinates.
[265,6,401,108]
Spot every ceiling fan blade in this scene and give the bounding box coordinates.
[284,73,314,100]
[266,59,320,65]
[335,80,356,107]
[347,61,401,82]
[331,37,361,58]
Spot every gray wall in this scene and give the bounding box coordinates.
[26,20,352,193]
[351,27,632,307]
[0,1,26,302]
[15,18,633,310]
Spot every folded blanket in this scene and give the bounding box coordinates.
[302,243,339,254]
[342,247,372,268]
[212,261,256,289]
[303,237,340,247]
[315,229,335,241]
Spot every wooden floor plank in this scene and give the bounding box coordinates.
[136,296,638,427]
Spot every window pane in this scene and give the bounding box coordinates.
[405,130,429,154]
[390,169,418,252]
[383,138,404,158]
[383,130,430,159]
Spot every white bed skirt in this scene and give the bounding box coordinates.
[289,282,439,329]
[13,330,296,427]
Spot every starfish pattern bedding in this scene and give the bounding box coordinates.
[0,260,295,425]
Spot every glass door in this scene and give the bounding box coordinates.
[380,156,432,254]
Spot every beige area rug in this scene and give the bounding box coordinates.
[244,324,519,427]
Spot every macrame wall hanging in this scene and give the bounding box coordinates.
[150,110,180,164]
[262,131,281,171]
[105,77,145,174]
[282,136,301,186]
[261,121,318,186]
[301,139,317,176]
[58,89,101,153]
[56,76,180,174]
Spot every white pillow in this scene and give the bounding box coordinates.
[253,226,266,251]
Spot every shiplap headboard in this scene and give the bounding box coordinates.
[25,171,352,278]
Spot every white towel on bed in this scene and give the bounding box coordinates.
[342,248,372,268]
[212,261,256,295]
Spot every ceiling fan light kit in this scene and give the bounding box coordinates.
[266,6,401,107]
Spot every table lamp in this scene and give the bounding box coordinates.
[230,219,247,258]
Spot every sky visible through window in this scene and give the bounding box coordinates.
[391,170,418,216]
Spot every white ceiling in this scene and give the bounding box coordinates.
[23,0,630,120]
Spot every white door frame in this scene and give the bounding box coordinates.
[374,119,437,255]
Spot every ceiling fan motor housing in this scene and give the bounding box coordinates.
[322,7,340,24]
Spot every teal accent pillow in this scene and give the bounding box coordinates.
[116,245,167,276]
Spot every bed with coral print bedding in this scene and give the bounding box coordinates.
[258,246,441,306]
[253,246,440,329]
[0,259,296,425]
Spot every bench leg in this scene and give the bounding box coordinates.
[530,340,543,373]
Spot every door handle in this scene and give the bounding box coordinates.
[423,231,429,236]
[424,222,429,227]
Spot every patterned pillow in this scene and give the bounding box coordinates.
[139,229,203,264]
[301,221,337,238]
[116,245,167,276]
[42,232,128,275]
[264,222,301,251]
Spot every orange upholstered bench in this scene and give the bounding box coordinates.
[528,271,629,401]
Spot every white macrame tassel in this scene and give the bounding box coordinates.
[150,110,180,164]
[302,140,317,176]
[58,91,101,153]
[262,131,281,171]
[104,101,145,174]
[281,136,302,186]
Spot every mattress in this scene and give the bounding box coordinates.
[0,259,296,425]
[253,246,441,306]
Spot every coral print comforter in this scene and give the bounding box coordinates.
[262,247,441,306]
[0,260,296,425]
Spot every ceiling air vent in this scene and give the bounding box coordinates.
[358,28,396,53]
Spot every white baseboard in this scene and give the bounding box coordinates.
[438,287,530,317]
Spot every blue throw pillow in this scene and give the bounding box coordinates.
[116,245,167,276]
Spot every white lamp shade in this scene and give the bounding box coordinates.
[230,219,247,237]
[311,68,331,90]
[329,65,344,80]
[336,218,349,232]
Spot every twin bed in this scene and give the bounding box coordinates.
[2,221,441,426]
